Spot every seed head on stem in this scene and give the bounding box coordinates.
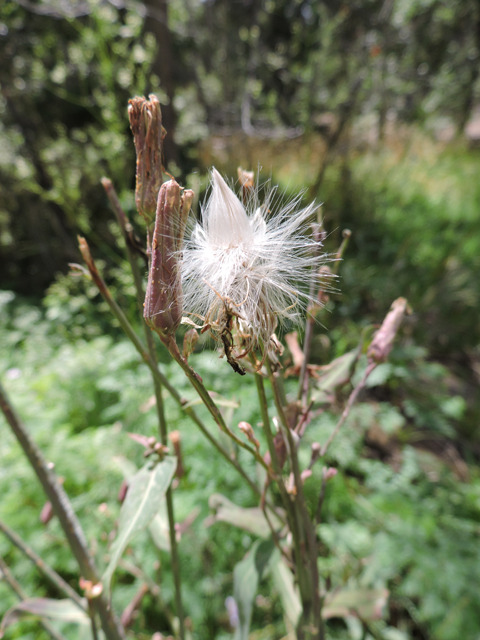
[181,168,329,371]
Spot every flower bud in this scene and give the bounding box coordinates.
[300,469,312,484]
[323,466,337,482]
[144,180,194,338]
[237,166,255,202]
[168,430,185,478]
[309,442,321,468]
[238,421,260,450]
[367,297,409,363]
[128,94,165,226]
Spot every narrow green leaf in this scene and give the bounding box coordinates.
[208,494,284,538]
[149,501,170,551]
[322,587,389,620]
[233,539,276,640]
[102,457,176,595]
[114,456,171,552]
[1,598,89,635]
[270,557,302,629]
[312,348,360,404]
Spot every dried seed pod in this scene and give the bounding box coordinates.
[367,297,409,363]
[128,94,165,227]
[144,180,194,338]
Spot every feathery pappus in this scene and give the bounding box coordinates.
[181,168,331,373]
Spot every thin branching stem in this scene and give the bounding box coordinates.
[314,474,328,527]
[103,178,185,639]
[163,335,270,472]
[265,366,316,637]
[252,365,291,505]
[0,518,86,610]
[0,556,68,640]
[320,361,376,458]
[118,557,176,630]
[0,381,125,640]
[252,366,301,572]
[261,503,293,567]
[88,599,100,640]
[267,363,323,640]
[77,235,262,497]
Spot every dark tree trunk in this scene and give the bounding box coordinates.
[144,0,179,167]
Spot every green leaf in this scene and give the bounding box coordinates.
[311,348,359,404]
[270,557,302,629]
[208,494,284,538]
[149,501,170,551]
[102,457,177,595]
[233,539,276,640]
[322,587,389,620]
[114,455,171,552]
[1,598,89,635]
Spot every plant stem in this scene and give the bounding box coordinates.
[320,361,376,457]
[0,556,68,640]
[253,368,291,507]
[253,369,304,570]
[314,473,328,526]
[0,518,86,610]
[0,381,125,640]
[103,179,185,639]
[164,336,270,472]
[88,599,100,640]
[77,235,262,497]
[118,558,176,630]
[151,357,185,639]
[267,363,323,639]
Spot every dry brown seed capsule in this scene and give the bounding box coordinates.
[128,94,165,227]
[367,297,409,363]
[144,180,194,338]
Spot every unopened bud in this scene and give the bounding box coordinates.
[144,180,194,338]
[237,167,254,189]
[128,94,164,226]
[367,297,409,363]
[168,430,185,478]
[40,501,54,525]
[79,577,103,599]
[153,442,169,456]
[309,442,321,468]
[322,467,337,481]
[285,472,296,495]
[118,480,128,504]
[263,431,287,470]
[300,469,312,484]
[238,421,260,450]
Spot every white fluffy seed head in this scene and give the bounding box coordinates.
[181,168,330,355]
